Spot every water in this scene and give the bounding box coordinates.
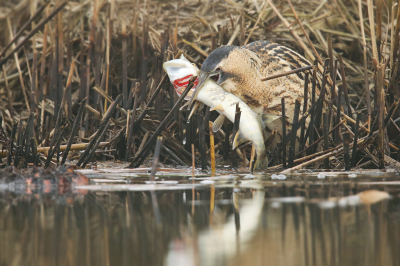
[0,169,399,266]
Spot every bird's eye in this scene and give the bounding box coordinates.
[215,67,221,72]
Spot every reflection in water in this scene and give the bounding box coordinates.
[0,180,399,266]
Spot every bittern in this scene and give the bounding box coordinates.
[189,40,320,150]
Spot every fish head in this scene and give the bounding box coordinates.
[163,55,200,97]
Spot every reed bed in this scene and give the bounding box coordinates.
[0,0,399,172]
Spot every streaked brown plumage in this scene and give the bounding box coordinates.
[190,40,322,150]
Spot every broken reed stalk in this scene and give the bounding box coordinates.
[77,94,122,167]
[162,145,186,166]
[376,64,385,169]
[343,132,350,171]
[23,114,35,167]
[323,113,329,169]
[288,100,300,168]
[185,114,193,152]
[44,127,65,168]
[338,55,352,118]
[149,137,163,181]
[121,19,128,109]
[61,99,86,165]
[30,138,38,166]
[140,19,149,104]
[351,114,360,167]
[128,77,195,168]
[126,85,140,160]
[104,19,111,112]
[31,51,37,112]
[232,103,242,144]
[281,97,286,168]
[358,0,371,130]
[84,58,91,132]
[307,61,317,156]
[191,143,195,176]
[299,72,309,154]
[209,121,216,176]
[327,34,334,80]
[312,59,329,147]
[197,113,207,170]
[7,123,18,166]
[13,123,23,167]
[328,60,338,129]
[335,85,342,145]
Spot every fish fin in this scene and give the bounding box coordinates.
[213,114,225,132]
[188,102,201,120]
[179,54,187,61]
[179,101,190,111]
[232,131,247,150]
[259,114,281,128]
[210,103,224,112]
[254,153,268,170]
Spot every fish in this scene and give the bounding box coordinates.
[163,56,280,169]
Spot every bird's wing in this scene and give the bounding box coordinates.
[243,40,311,69]
[243,40,323,95]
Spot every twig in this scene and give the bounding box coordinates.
[260,65,313,81]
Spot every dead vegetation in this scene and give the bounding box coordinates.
[0,0,399,172]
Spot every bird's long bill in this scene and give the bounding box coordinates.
[187,72,209,110]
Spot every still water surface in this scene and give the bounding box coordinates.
[0,170,399,266]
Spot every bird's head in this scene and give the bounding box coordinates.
[188,45,239,108]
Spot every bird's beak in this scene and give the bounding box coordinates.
[187,71,209,110]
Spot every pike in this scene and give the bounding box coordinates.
[164,56,279,169]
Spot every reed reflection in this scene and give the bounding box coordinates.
[0,183,398,266]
